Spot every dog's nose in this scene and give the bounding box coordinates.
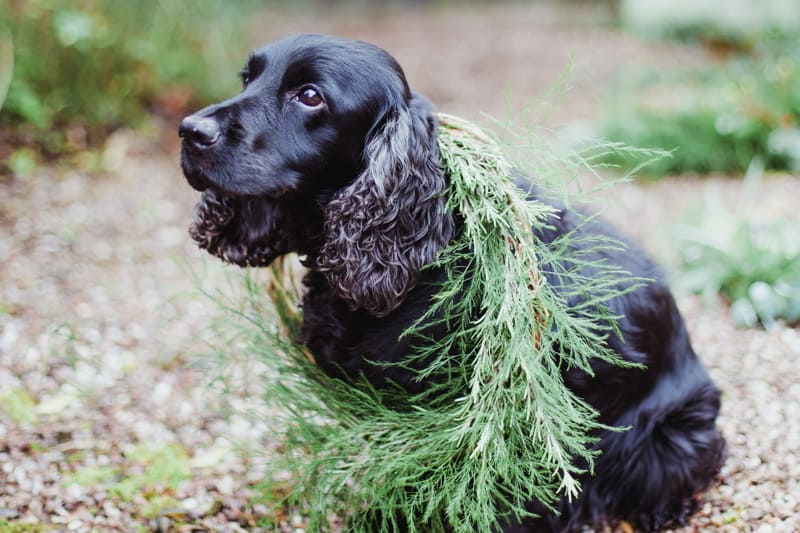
[179,115,221,148]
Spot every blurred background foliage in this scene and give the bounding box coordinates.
[603,0,800,177]
[601,48,800,177]
[619,0,800,47]
[0,0,797,329]
[0,0,259,165]
[1,0,797,175]
[671,162,800,327]
[607,0,800,327]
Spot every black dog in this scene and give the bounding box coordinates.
[180,34,725,531]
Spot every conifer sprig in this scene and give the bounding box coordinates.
[211,114,646,532]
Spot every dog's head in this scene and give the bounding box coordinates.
[181,34,453,316]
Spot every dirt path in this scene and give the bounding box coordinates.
[2,2,799,531]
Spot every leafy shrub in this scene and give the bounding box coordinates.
[672,164,800,327]
[0,0,258,156]
[599,40,800,177]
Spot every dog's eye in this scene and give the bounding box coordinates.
[296,86,324,108]
[239,69,250,88]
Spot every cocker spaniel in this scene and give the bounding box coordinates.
[179,34,725,532]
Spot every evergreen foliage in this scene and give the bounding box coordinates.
[207,115,647,531]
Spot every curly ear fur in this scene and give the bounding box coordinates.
[189,189,292,267]
[317,96,454,317]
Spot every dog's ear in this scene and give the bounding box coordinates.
[190,190,291,267]
[317,95,454,317]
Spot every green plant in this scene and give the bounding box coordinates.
[672,162,800,327]
[0,0,258,157]
[599,42,800,177]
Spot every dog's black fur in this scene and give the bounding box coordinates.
[180,34,725,531]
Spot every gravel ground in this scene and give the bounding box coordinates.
[2,3,799,532]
